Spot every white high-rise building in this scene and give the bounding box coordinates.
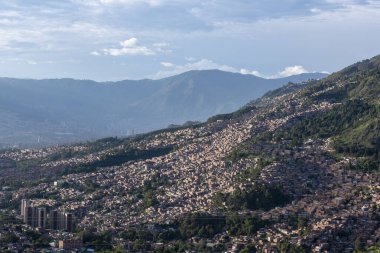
[21,199,30,216]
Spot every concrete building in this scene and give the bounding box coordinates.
[21,199,29,216]
[37,207,47,228]
[58,238,83,250]
[49,209,74,232]
[22,200,74,231]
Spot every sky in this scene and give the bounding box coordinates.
[0,0,379,81]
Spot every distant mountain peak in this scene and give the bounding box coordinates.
[0,70,328,147]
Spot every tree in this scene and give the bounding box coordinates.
[240,245,256,253]
[354,236,366,252]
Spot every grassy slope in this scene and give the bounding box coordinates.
[229,55,380,169]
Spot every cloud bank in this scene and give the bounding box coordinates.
[103,38,155,56]
[154,59,318,79]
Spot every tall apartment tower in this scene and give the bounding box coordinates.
[50,210,59,230]
[65,212,73,232]
[49,210,74,232]
[21,199,30,216]
[37,207,47,228]
[24,206,34,226]
[21,200,47,228]
[21,200,76,231]
[58,211,65,230]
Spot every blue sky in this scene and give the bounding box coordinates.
[0,0,379,81]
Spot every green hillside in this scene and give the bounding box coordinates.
[232,55,380,170]
[304,55,380,168]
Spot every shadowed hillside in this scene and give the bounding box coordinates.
[0,70,326,147]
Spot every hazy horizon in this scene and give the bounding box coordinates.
[0,68,330,82]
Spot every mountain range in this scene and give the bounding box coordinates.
[0,70,326,147]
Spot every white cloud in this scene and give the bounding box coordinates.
[91,51,101,56]
[153,42,170,47]
[103,37,156,56]
[240,66,314,79]
[120,38,138,47]
[277,65,308,77]
[77,0,175,7]
[154,58,237,79]
[161,61,174,67]
[153,42,172,53]
[104,47,155,56]
[99,0,147,5]
[310,8,322,13]
[1,58,38,65]
[102,38,171,56]
[324,0,363,5]
[240,68,262,77]
[155,60,322,79]
[185,57,196,62]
